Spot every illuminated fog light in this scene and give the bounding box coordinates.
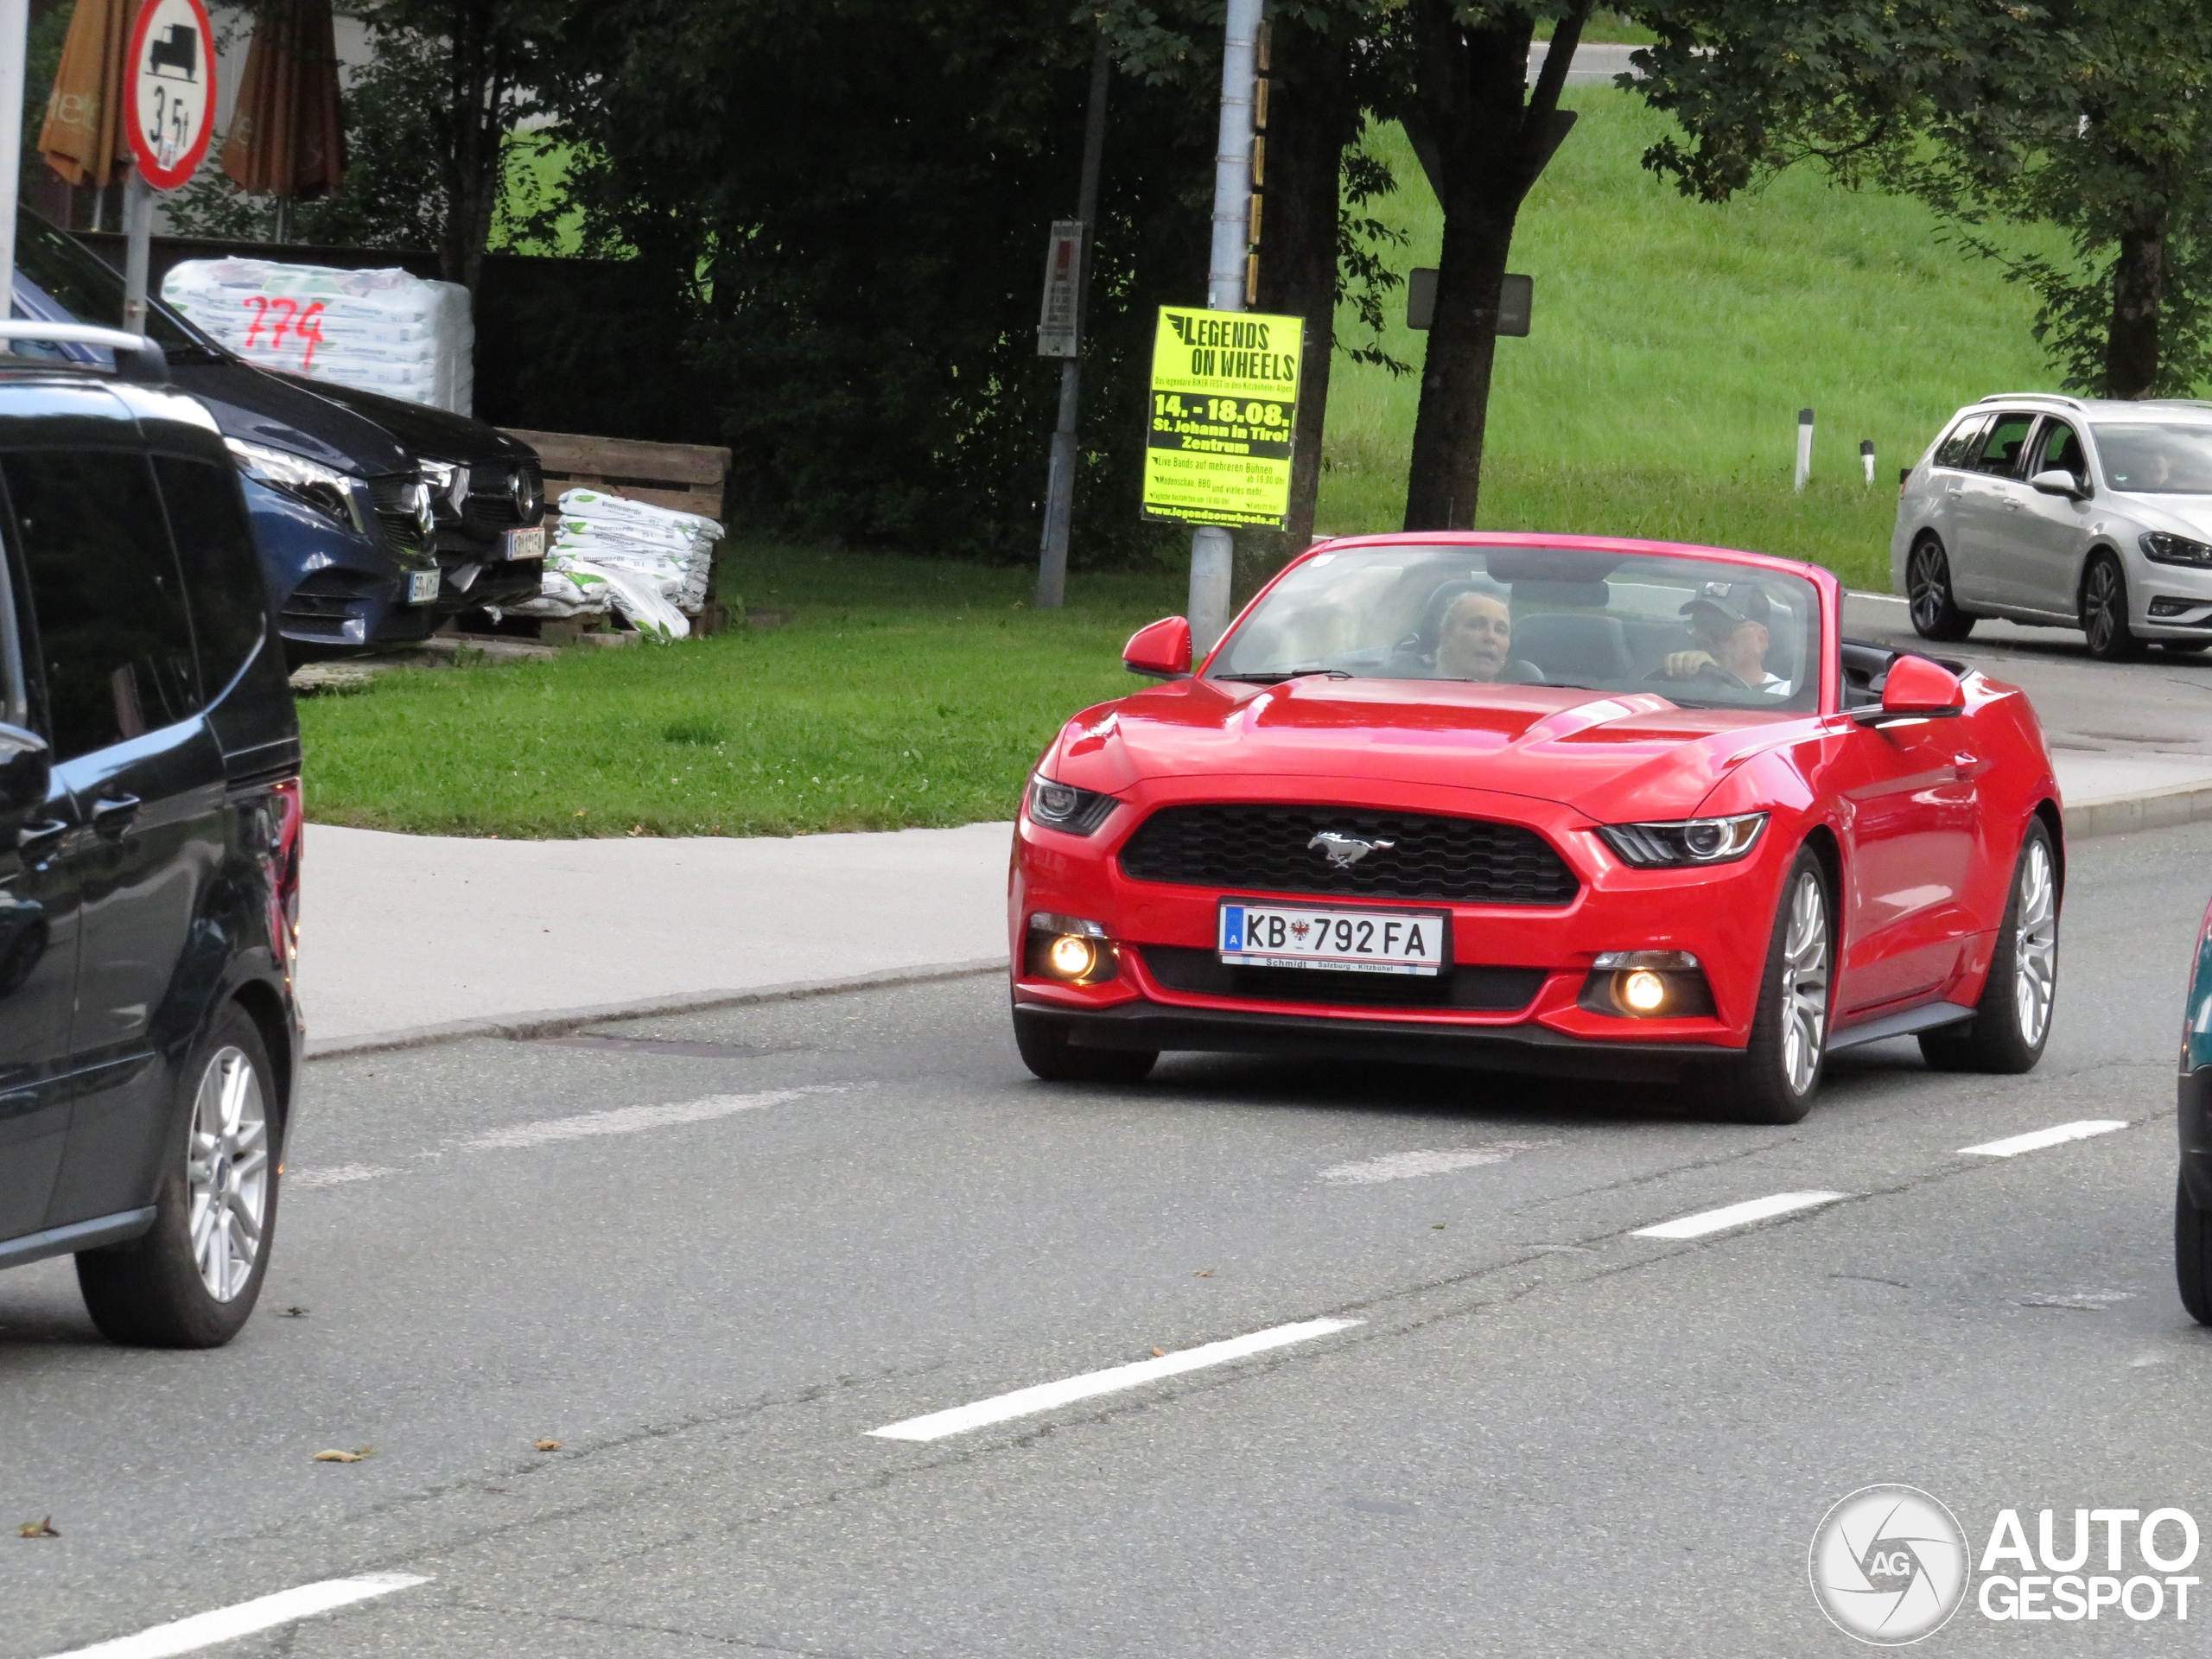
[1048,935,1097,979]
[1620,969,1669,1013]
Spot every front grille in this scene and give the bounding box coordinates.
[1119,805,1578,906]
[1141,946,1544,1011]
[367,474,428,557]
[464,458,545,531]
[280,569,380,638]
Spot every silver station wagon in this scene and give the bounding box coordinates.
[1892,394,2212,661]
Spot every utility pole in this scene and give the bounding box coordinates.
[1033,35,1112,610]
[1187,0,1263,654]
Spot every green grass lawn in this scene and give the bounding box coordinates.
[1319,92,2064,588]
[299,548,1183,838]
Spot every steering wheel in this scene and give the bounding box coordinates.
[1643,659,1750,692]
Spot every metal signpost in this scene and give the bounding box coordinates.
[1141,305,1302,531]
[121,0,217,337]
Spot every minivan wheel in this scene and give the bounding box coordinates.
[1692,850,1831,1125]
[76,1006,282,1348]
[2081,552,2145,661]
[2180,1173,2212,1324]
[1906,536,1975,642]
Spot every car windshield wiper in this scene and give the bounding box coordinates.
[1212,669,1355,684]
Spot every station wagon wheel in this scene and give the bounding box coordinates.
[75,1006,283,1348]
[1695,849,1831,1124]
[1922,819,2059,1074]
[2081,552,2145,661]
[1907,536,1975,642]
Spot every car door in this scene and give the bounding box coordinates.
[1829,696,1983,1014]
[5,448,226,1229]
[1950,410,2037,607]
[0,524,82,1244]
[2008,417,2094,616]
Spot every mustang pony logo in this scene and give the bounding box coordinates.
[1308,831,1394,869]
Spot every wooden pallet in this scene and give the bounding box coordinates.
[500,429,734,635]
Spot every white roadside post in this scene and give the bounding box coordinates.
[1187,0,1264,655]
[0,0,26,337]
[1794,407,1814,492]
[1859,438,1875,486]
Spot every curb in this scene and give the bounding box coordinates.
[2067,779,2212,842]
[303,957,1007,1065]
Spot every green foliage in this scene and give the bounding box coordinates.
[545,0,1217,567]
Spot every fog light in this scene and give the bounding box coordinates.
[1620,969,1668,1013]
[1048,935,1097,979]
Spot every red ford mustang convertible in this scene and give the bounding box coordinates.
[1008,535,2062,1122]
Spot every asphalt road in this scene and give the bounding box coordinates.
[6,824,2212,1656]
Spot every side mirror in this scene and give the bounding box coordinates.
[1855,654,1965,728]
[2029,468,2089,500]
[1123,615,1192,680]
[0,724,49,817]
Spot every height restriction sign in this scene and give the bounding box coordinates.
[125,0,217,189]
[1141,305,1303,530]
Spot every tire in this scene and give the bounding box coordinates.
[2081,551,2145,662]
[1693,850,1832,1125]
[76,1006,283,1348]
[2180,1173,2212,1325]
[1906,536,1975,642]
[1012,1008,1157,1084]
[1917,820,2058,1075]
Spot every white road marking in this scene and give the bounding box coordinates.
[41,1573,428,1659]
[287,1165,397,1189]
[1320,1142,1543,1185]
[1632,1191,1851,1240]
[1959,1119,2129,1159]
[460,1086,836,1150]
[868,1317,1364,1442]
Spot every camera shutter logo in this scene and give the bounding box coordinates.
[1808,1484,1971,1644]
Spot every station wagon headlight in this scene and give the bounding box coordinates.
[226,437,364,533]
[1599,812,1768,868]
[2141,531,2212,568]
[1026,774,1119,836]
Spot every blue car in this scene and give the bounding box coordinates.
[2177,899,2212,1319]
[10,211,546,660]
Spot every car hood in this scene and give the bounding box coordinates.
[270,372,537,467]
[2111,491,2212,543]
[1052,677,1817,823]
[167,357,415,475]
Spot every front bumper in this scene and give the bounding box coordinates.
[1010,779,1796,1074]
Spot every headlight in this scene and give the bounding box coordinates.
[2141,531,2212,567]
[1026,774,1119,836]
[226,437,364,533]
[419,458,469,512]
[1598,811,1768,868]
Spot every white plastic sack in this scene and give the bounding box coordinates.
[162,257,475,415]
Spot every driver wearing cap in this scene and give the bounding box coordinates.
[1660,582,1789,695]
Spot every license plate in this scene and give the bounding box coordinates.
[406,569,441,604]
[502,525,544,561]
[1218,901,1448,976]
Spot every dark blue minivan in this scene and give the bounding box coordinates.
[11,212,545,659]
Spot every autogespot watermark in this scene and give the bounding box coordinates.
[1809,1484,2202,1644]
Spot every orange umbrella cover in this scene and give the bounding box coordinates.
[221,0,346,197]
[37,0,132,189]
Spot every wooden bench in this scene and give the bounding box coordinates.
[499,429,734,636]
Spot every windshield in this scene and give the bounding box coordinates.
[4,211,223,367]
[1212,544,1824,712]
[2093,423,2212,494]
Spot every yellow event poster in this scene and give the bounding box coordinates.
[1141,305,1303,529]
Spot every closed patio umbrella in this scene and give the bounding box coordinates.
[220,0,346,238]
[36,0,132,200]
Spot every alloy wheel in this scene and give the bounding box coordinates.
[185,1046,270,1303]
[2083,559,2120,653]
[2012,837,2058,1049]
[1780,871,1830,1096]
[1909,543,1948,633]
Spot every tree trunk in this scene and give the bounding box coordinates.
[1242,17,1360,600]
[2107,213,2166,400]
[1400,0,1587,531]
[438,0,502,294]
